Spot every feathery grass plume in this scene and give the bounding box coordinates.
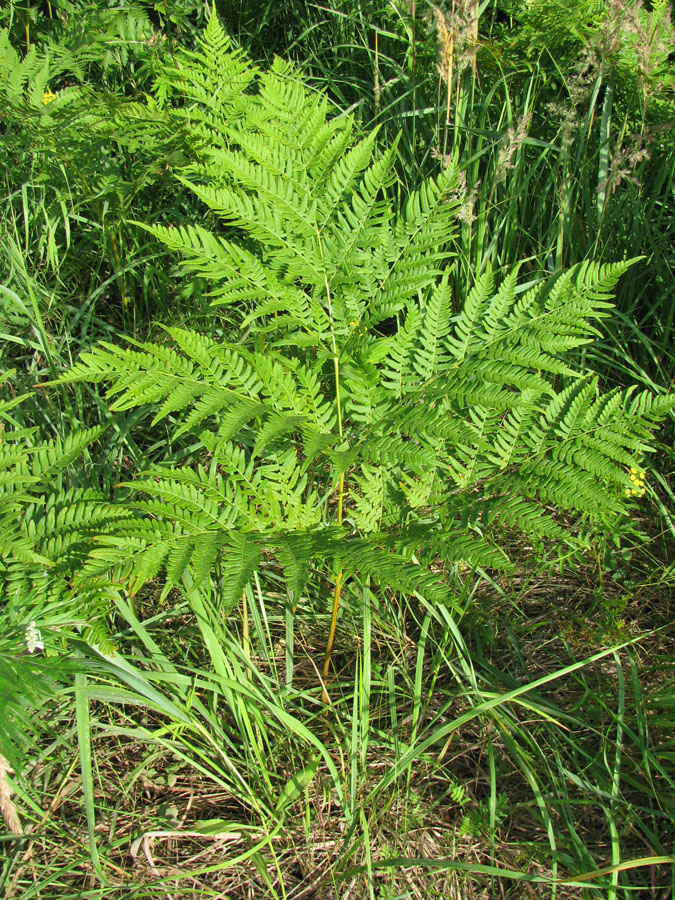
[433,5,453,86]
[493,112,532,187]
[595,0,626,72]
[0,753,22,835]
[433,4,454,137]
[601,128,652,195]
[432,1,480,157]
[432,0,478,82]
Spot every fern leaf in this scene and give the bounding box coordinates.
[274,531,316,600]
[445,266,494,362]
[413,273,453,381]
[381,305,422,398]
[350,464,385,533]
[179,177,323,283]
[317,130,378,227]
[218,532,263,611]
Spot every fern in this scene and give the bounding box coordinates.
[34,10,671,647]
[0,418,126,770]
[0,29,48,104]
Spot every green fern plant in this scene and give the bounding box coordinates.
[0,386,125,769]
[0,399,123,635]
[50,13,672,681]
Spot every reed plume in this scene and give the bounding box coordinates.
[0,754,23,835]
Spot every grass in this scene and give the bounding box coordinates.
[1,1,674,898]
[2,546,674,898]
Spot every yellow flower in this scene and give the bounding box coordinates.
[625,465,647,497]
[625,466,647,497]
[42,90,56,106]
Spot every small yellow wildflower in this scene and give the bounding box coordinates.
[42,90,56,105]
[625,465,647,497]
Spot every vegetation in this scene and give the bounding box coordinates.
[1,2,674,898]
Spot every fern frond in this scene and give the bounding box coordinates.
[207,148,318,235]
[317,130,378,226]
[308,118,354,182]
[413,273,453,381]
[446,266,494,362]
[58,333,264,438]
[381,305,421,398]
[45,13,672,626]
[28,426,104,477]
[488,495,569,541]
[380,163,461,304]
[181,177,323,283]
[253,412,307,457]
[138,222,301,312]
[218,532,264,612]
[486,401,539,469]
[157,12,255,122]
[350,464,385,533]
[316,534,450,606]
[274,531,316,601]
[344,358,390,427]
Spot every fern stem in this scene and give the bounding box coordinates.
[318,245,347,702]
[333,354,343,439]
[322,568,344,703]
[336,470,345,526]
[242,590,250,660]
[322,471,346,703]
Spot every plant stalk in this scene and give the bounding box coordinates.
[320,268,346,702]
[322,469,345,700]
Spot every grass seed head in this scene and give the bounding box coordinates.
[0,754,22,835]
